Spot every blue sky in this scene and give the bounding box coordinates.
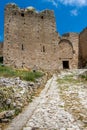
[0,0,87,41]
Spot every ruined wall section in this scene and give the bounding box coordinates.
[68,33,79,69]
[79,28,87,67]
[58,33,79,69]
[4,4,59,70]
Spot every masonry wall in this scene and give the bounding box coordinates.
[79,28,87,67]
[4,4,60,71]
[58,33,79,69]
[0,42,3,57]
[4,4,79,70]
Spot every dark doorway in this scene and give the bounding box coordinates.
[0,57,3,64]
[63,61,69,69]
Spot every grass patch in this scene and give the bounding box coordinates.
[58,74,87,128]
[59,85,69,91]
[22,71,43,81]
[57,75,79,84]
[80,75,87,80]
[0,66,43,82]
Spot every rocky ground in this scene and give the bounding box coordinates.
[0,74,48,129]
[57,70,87,130]
[1,69,87,130]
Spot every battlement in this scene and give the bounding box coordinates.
[5,3,54,18]
[5,3,19,10]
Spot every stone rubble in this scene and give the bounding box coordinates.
[2,69,87,130]
[0,76,46,125]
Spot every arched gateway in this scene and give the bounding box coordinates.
[58,39,73,69]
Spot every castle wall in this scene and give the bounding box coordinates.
[3,4,79,70]
[0,42,3,57]
[79,28,87,67]
[4,4,60,71]
[68,33,79,69]
[58,33,79,69]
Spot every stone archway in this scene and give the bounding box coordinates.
[58,39,73,69]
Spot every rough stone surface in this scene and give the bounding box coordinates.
[4,69,87,130]
[3,3,79,70]
[79,28,87,67]
[0,43,3,57]
[0,75,46,125]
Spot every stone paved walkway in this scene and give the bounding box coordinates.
[5,70,87,130]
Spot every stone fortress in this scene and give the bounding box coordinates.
[1,3,87,70]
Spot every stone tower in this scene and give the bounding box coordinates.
[4,3,59,70]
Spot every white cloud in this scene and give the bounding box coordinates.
[45,0,87,7]
[47,0,58,7]
[70,9,78,16]
[44,0,87,16]
[60,0,87,7]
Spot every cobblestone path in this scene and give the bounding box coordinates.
[5,70,87,130]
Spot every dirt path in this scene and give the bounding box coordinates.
[5,70,87,130]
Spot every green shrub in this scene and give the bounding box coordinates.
[0,66,43,81]
[80,75,87,80]
[20,71,43,82]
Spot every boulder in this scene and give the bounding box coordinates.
[0,111,7,119]
[6,99,12,105]
[5,110,15,118]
